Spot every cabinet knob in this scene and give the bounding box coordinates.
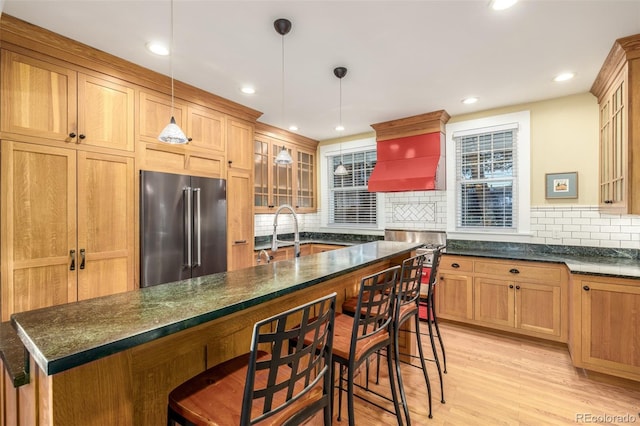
[515,285,521,290]
[69,132,76,138]
[509,268,520,274]
[509,284,514,289]
[188,137,193,142]
[228,160,233,165]
[604,200,613,204]
[451,263,460,268]
[583,285,590,291]
[79,134,86,140]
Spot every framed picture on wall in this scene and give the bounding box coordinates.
[545,172,578,199]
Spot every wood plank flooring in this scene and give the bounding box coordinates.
[310,321,640,425]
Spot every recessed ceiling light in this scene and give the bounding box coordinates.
[490,0,518,11]
[289,125,298,131]
[146,42,169,56]
[241,86,255,94]
[462,97,479,105]
[335,125,345,132]
[553,72,575,82]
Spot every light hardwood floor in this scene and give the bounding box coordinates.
[316,321,640,425]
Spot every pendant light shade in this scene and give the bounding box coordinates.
[159,116,188,144]
[274,145,293,165]
[334,66,349,176]
[273,18,294,165]
[334,162,348,176]
[158,0,188,144]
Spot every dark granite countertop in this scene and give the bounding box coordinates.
[10,241,420,379]
[0,322,28,387]
[444,248,640,280]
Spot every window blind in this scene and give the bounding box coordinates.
[328,150,377,225]
[455,129,518,230]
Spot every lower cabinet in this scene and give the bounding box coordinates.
[569,275,640,382]
[253,243,341,265]
[436,255,568,342]
[437,257,473,322]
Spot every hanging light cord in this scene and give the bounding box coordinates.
[339,76,342,128]
[281,33,285,127]
[170,0,175,116]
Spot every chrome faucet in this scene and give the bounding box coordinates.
[272,204,300,258]
[256,249,271,264]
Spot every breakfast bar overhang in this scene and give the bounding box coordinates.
[9,241,421,425]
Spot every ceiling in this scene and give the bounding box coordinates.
[2,1,640,141]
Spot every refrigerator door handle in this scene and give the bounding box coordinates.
[184,187,193,268]
[194,187,202,267]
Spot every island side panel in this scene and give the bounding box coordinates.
[38,258,397,425]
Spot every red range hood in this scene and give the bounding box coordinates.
[368,110,449,193]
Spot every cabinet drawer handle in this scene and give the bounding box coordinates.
[509,268,520,274]
[583,285,590,291]
[69,132,76,138]
[515,285,520,290]
[604,200,613,204]
[80,249,86,270]
[234,240,247,244]
[79,134,86,140]
[509,284,514,289]
[451,263,460,268]
[70,250,76,271]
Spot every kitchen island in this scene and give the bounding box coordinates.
[6,241,420,426]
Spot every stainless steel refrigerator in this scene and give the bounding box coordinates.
[140,170,227,287]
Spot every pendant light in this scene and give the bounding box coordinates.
[158,0,188,144]
[333,66,349,176]
[273,18,293,165]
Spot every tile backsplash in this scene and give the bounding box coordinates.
[256,199,640,250]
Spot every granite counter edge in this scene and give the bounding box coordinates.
[14,243,421,378]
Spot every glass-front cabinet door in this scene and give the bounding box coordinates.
[599,66,627,213]
[254,127,317,213]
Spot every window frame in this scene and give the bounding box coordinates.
[319,136,385,231]
[446,111,531,242]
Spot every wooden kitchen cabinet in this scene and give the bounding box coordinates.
[436,255,474,322]
[436,255,568,342]
[227,170,254,271]
[569,275,640,382]
[254,123,318,213]
[1,49,135,153]
[137,90,226,177]
[227,118,254,172]
[591,33,640,214]
[0,141,135,320]
[310,244,341,254]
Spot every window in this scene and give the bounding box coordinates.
[446,111,531,240]
[456,129,516,229]
[328,150,377,226]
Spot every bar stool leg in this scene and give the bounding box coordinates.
[414,313,434,418]
[430,291,447,374]
[426,295,445,403]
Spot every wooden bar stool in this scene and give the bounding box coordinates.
[168,292,337,426]
[315,265,404,426]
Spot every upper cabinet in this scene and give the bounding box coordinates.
[137,89,227,177]
[1,49,135,153]
[591,33,640,214]
[254,123,318,213]
[227,118,254,171]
